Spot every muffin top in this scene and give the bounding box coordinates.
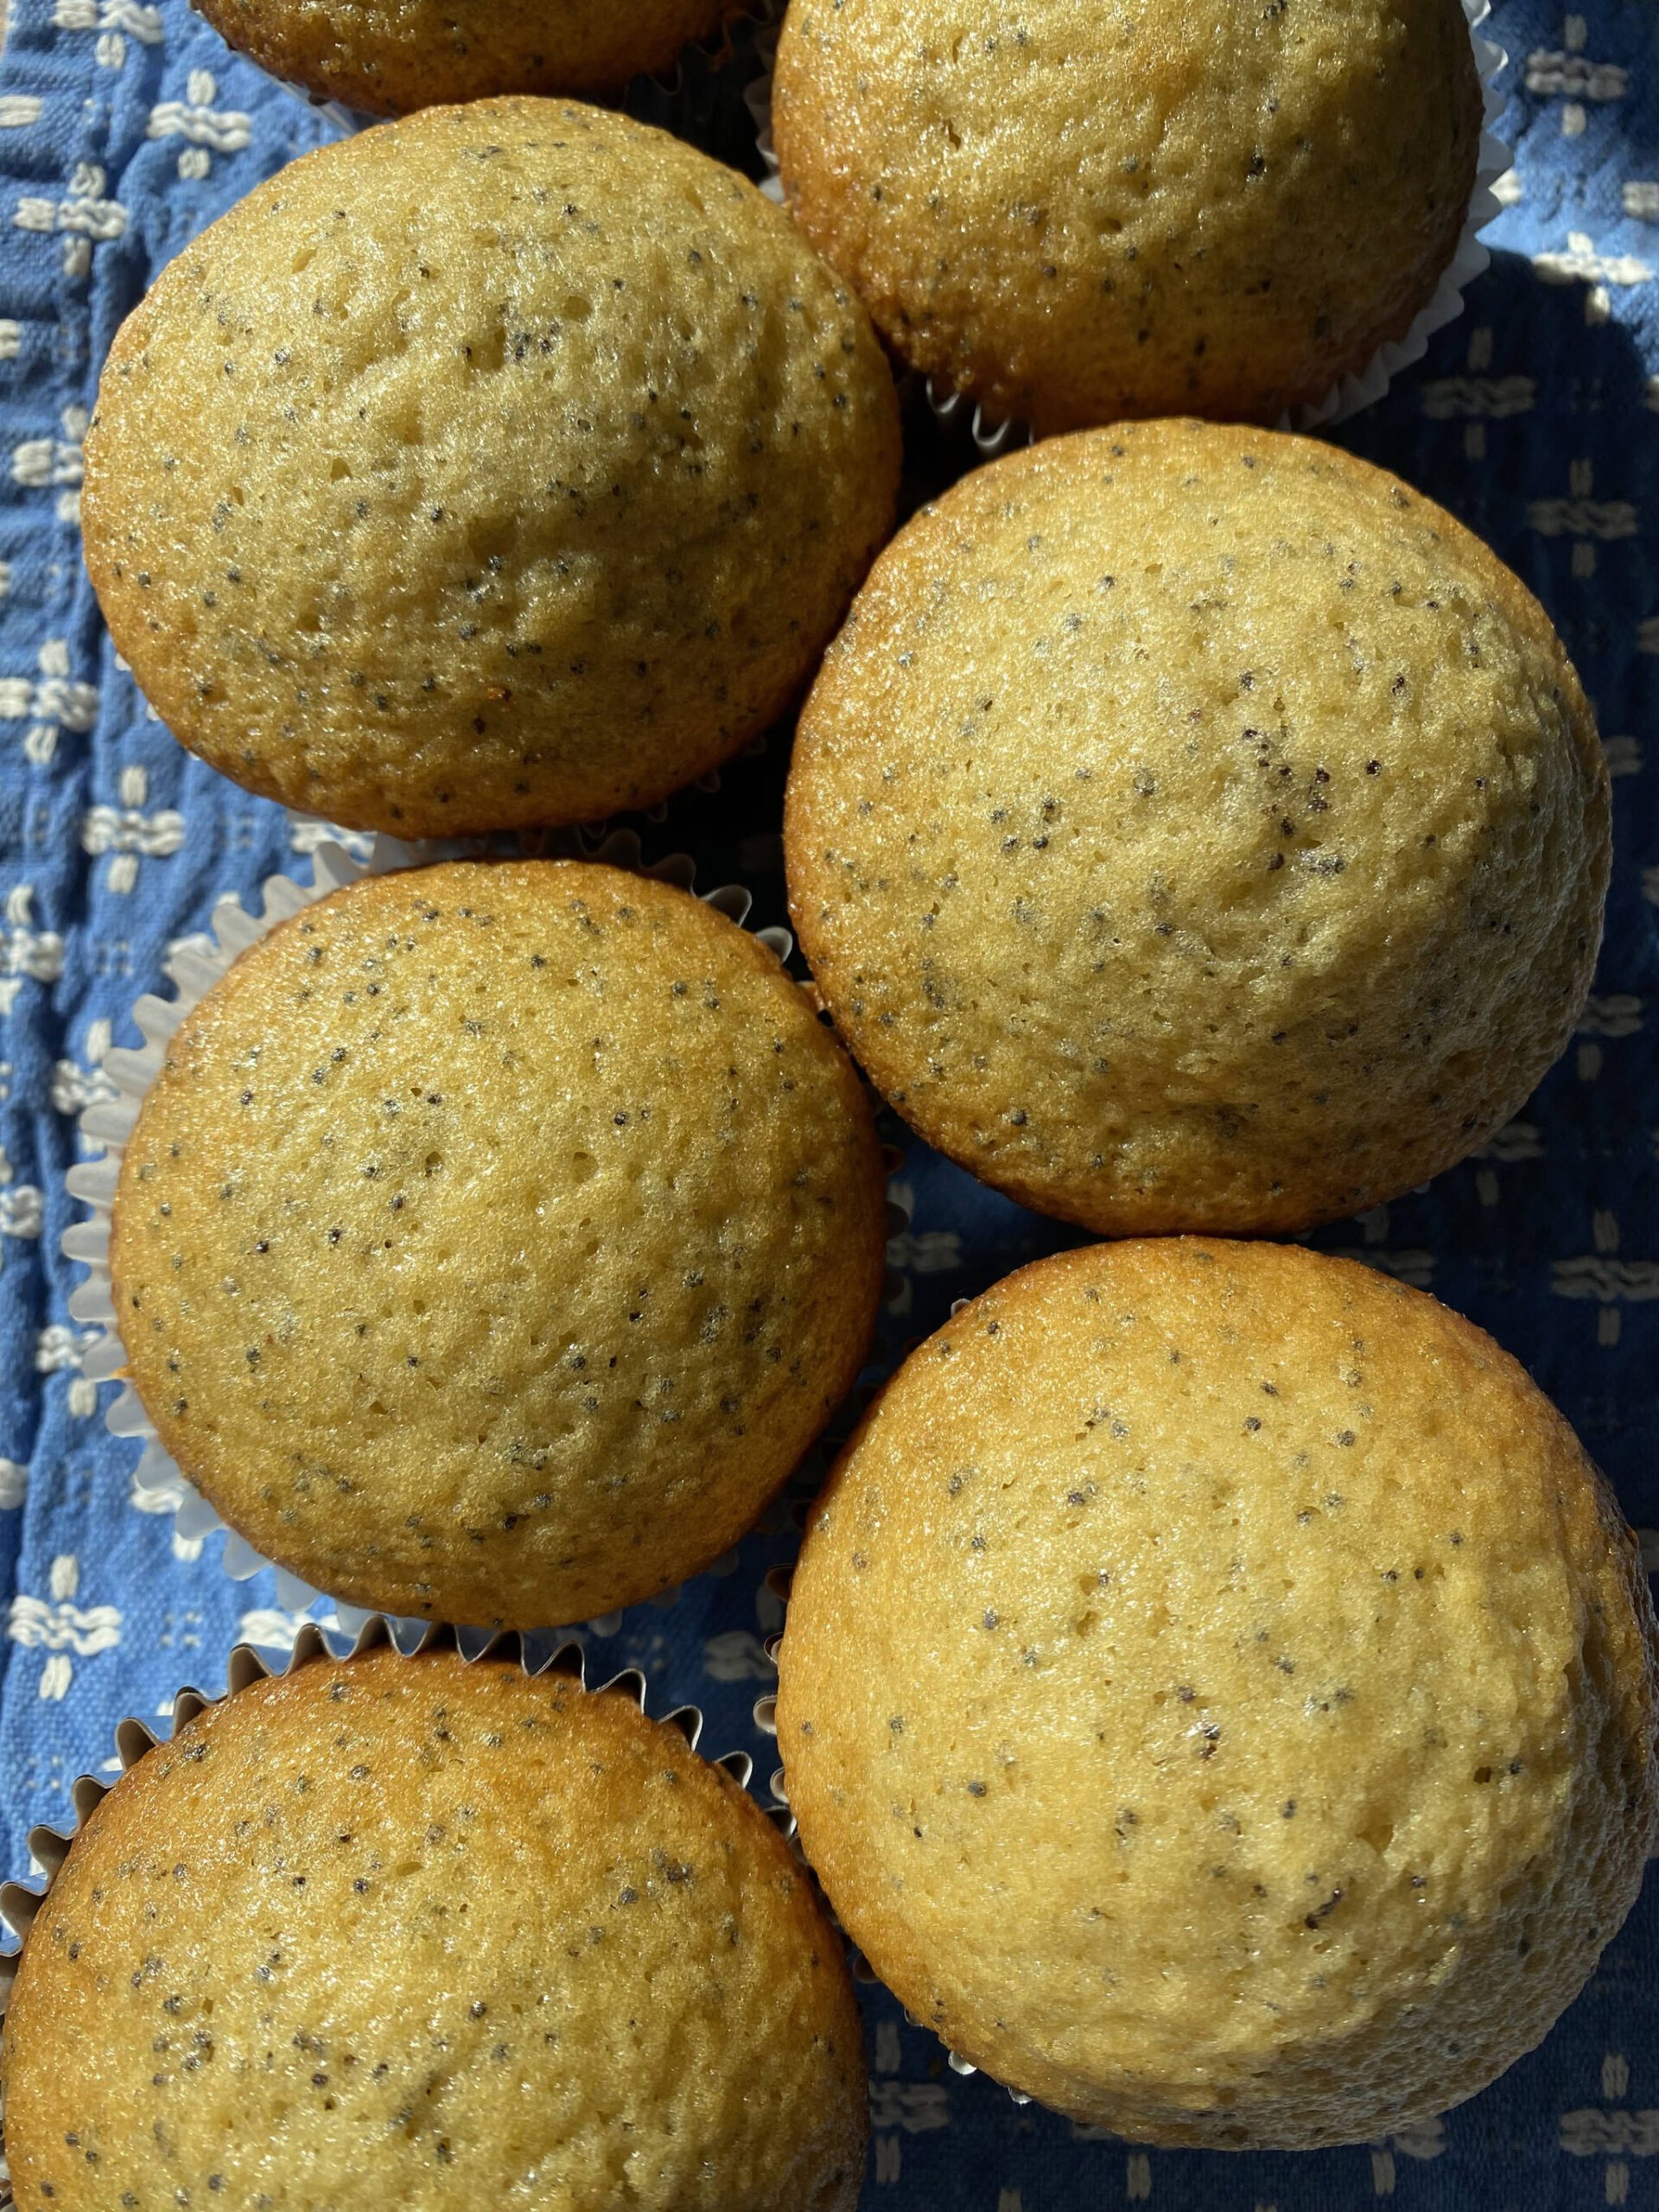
[194,0,744,114]
[108,860,887,1627]
[773,0,1483,432]
[786,421,1608,1236]
[83,98,900,837]
[1,1649,868,2212]
[778,1239,1659,2149]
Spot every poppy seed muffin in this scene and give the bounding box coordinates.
[83,98,900,837]
[785,421,1608,1236]
[1,1648,869,2211]
[106,859,887,1627]
[778,1239,1659,2149]
[195,1,746,115]
[772,0,1483,433]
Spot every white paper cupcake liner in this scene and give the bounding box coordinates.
[748,0,1510,452]
[750,1555,1034,2103]
[60,825,797,1645]
[0,1615,772,2207]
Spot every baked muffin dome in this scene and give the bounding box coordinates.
[195,0,745,114]
[786,421,1608,1236]
[1,1648,869,2212]
[83,98,900,838]
[778,1239,1659,2150]
[773,0,1484,433]
[107,860,887,1627]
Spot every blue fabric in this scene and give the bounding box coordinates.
[0,2,1656,2204]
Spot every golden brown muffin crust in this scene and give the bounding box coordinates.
[2,1649,868,2211]
[109,860,887,1626]
[196,0,746,114]
[778,1240,1659,2148]
[785,421,1609,1236]
[83,98,900,837]
[774,0,1484,431]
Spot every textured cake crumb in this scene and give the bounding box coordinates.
[785,421,1609,1236]
[774,0,1484,430]
[1,1651,868,2211]
[779,1239,1659,2148]
[195,0,746,113]
[84,98,900,836]
[109,860,887,1628]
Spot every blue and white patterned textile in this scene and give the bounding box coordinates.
[0,2,1656,2204]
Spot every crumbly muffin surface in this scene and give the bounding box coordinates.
[778,1240,1659,2148]
[109,860,887,1626]
[1,1651,868,2212]
[195,0,743,113]
[774,0,1484,431]
[786,422,1608,1236]
[83,98,900,836]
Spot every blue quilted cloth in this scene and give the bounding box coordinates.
[0,2,1656,2203]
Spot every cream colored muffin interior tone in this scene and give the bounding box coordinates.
[0,1650,868,2212]
[194,0,743,114]
[778,1241,1659,2150]
[786,422,1608,1236]
[107,860,887,1629]
[82,98,900,837]
[772,0,1483,431]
